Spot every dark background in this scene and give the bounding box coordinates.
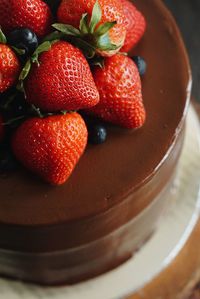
[164,0,200,102]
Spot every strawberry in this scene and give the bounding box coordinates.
[121,0,146,52]
[0,44,20,93]
[87,54,146,129]
[0,115,4,142]
[24,41,100,112]
[12,112,88,185]
[55,0,126,57]
[0,0,53,38]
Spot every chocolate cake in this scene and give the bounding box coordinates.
[0,0,191,284]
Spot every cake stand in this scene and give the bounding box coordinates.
[0,104,199,299]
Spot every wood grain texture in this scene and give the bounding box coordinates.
[164,0,200,102]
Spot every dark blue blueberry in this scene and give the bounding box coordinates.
[7,28,38,58]
[132,56,147,76]
[88,124,107,145]
[0,148,18,172]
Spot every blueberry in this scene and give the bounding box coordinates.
[7,28,38,58]
[132,56,147,76]
[0,148,18,172]
[88,124,107,145]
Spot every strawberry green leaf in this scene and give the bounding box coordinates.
[43,30,64,42]
[52,24,81,37]
[89,0,102,34]
[0,28,7,44]
[33,41,52,57]
[19,59,32,81]
[61,110,67,115]
[31,105,44,118]
[49,1,118,58]
[18,41,52,94]
[96,34,118,51]
[99,43,118,51]
[3,115,25,126]
[12,46,26,55]
[95,21,116,36]
[17,59,31,93]
[79,13,89,34]
[16,81,24,93]
[31,41,52,65]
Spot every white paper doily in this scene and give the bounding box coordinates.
[0,105,200,299]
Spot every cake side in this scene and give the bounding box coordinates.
[0,125,186,284]
[0,0,191,285]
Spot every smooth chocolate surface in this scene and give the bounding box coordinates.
[0,127,185,284]
[0,0,191,256]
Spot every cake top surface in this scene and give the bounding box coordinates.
[0,0,191,226]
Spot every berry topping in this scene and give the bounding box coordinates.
[121,0,146,52]
[54,0,126,57]
[0,44,20,93]
[24,41,100,112]
[0,0,147,184]
[12,113,88,185]
[0,0,53,38]
[87,54,146,129]
[7,28,39,58]
[88,123,107,144]
[132,56,147,76]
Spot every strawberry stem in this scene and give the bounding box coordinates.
[31,105,44,118]
[17,41,53,93]
[52,0,120,58]
[42,31,64,42]
[52,24,81,37]
[3,115,25,126]
[0,28,7,44]
[11,46,26,56]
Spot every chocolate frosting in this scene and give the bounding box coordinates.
[0,0,192,284]
[0,0,191,257]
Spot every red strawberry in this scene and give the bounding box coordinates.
[121,0,146,52]
[0,44,20,93]
[87,54,146,129]
[12,113,88,185]
[0,115,4,141]
[0,0,53,38]
[56,0,126,56]
[25,41,100,112]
